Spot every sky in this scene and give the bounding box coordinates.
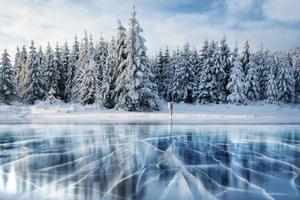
[0,0,300,57]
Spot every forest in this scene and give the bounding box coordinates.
[0,8,299,112]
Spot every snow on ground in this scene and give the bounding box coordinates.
[0,100,300,124]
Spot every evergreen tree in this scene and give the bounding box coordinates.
[23,41,47,104]
[277,56,295,103]
[115,7,158,111]
[245,55,260,100]
[241,40,250,75]
[76,34,98,105]
[266,67,278,103]
[15,46,27,98]
[43,43,59,96]
[161,47,172,100]
[0,49,18,102]
[227,46,247,104]
[169,48,180,98]
[173,43,194,103]
[60,41,70,101]
[198,40,219,103]
[293,55,300,101]
[54,43,64,99]
[37,46,43,67]
[213,41,226,102]
[100,37,116,108]
[191,49,201,100]
[65,35,79,102]
[111,20,127,105]
[94,36,108,88]
[72,31,89,101]
[219,36,231,98]
[153,49,164,98]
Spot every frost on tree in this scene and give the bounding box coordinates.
[72,31,89,102]
[75,34,98,105]
[219,36,231,98]
[60,41,70,101]
[293,55,300,101]
[100,37,117,108]
[227,46,247,104]
[115,8,158,111]
[198,40,219,103]
[23,41,47,104]
[0,49,18,102]
[14,46,27,99]
[153,49,164,99]
[172,42,194,103]
[266,67,278,103]
[213,41,226,102]
[241,40,250,75]
[277,56,295,103]
[245,55,260,101]
[43,43,59,97]
[66,36,79,102]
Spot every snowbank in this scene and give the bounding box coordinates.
[0,101,300,124]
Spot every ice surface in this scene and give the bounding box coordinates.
[0,124,300,200]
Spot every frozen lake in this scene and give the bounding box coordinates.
[0,124,300,200]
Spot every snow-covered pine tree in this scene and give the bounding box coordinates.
[245,55,260,101]
[60,41,70,101]
[114,7,158,111]
[94,36,108,89]
[76,34,98,105]
[0,49,18,102]
[100,37,117,108]
[37,46,43,67]
[213,41,226,102]
[198,40,219,103]
[241,40,250,76]
[169,48,180,99]
[173,42,194,103]
[72,31,89,102]
[111,20,127,105]
[158,47,172,100]
[65,35,79,102]
[23,41,47,104]
[53,43,64,99]
[43,42,59,97]
[15,46,27,99]
[277,56,295,103]
[256,47,270,100]
[219,36,231,98]
[266,66,278,103]
[227,46,247,104]
[191,49,201,100]
[293,55,300,101]
[152,49,164,98]
[14,47,21,89]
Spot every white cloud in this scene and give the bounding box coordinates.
[0,0,299,58]
[263,0,300,22]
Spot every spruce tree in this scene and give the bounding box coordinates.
[153,49,164,98]
[198,40,219,103]
[65,35,79,102]
[191,49,201,101]
[173,43,194,103]
[245,55,260,101]
[293,55,300,101]
[72,31,89,101]
[60,41,70,101]
[16,46,27,99]
[115,7,158,111]
[0,49,18,102]
[23,41,47,104]
[43,42,59,96]
[219,36,231,98]
[112,20,127,105]
[266,67,278,103]
[241,40,250,75]
[277,56,295,103]
[100,37,116,108]
[227,46,247,104]
[54,43,64,99]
